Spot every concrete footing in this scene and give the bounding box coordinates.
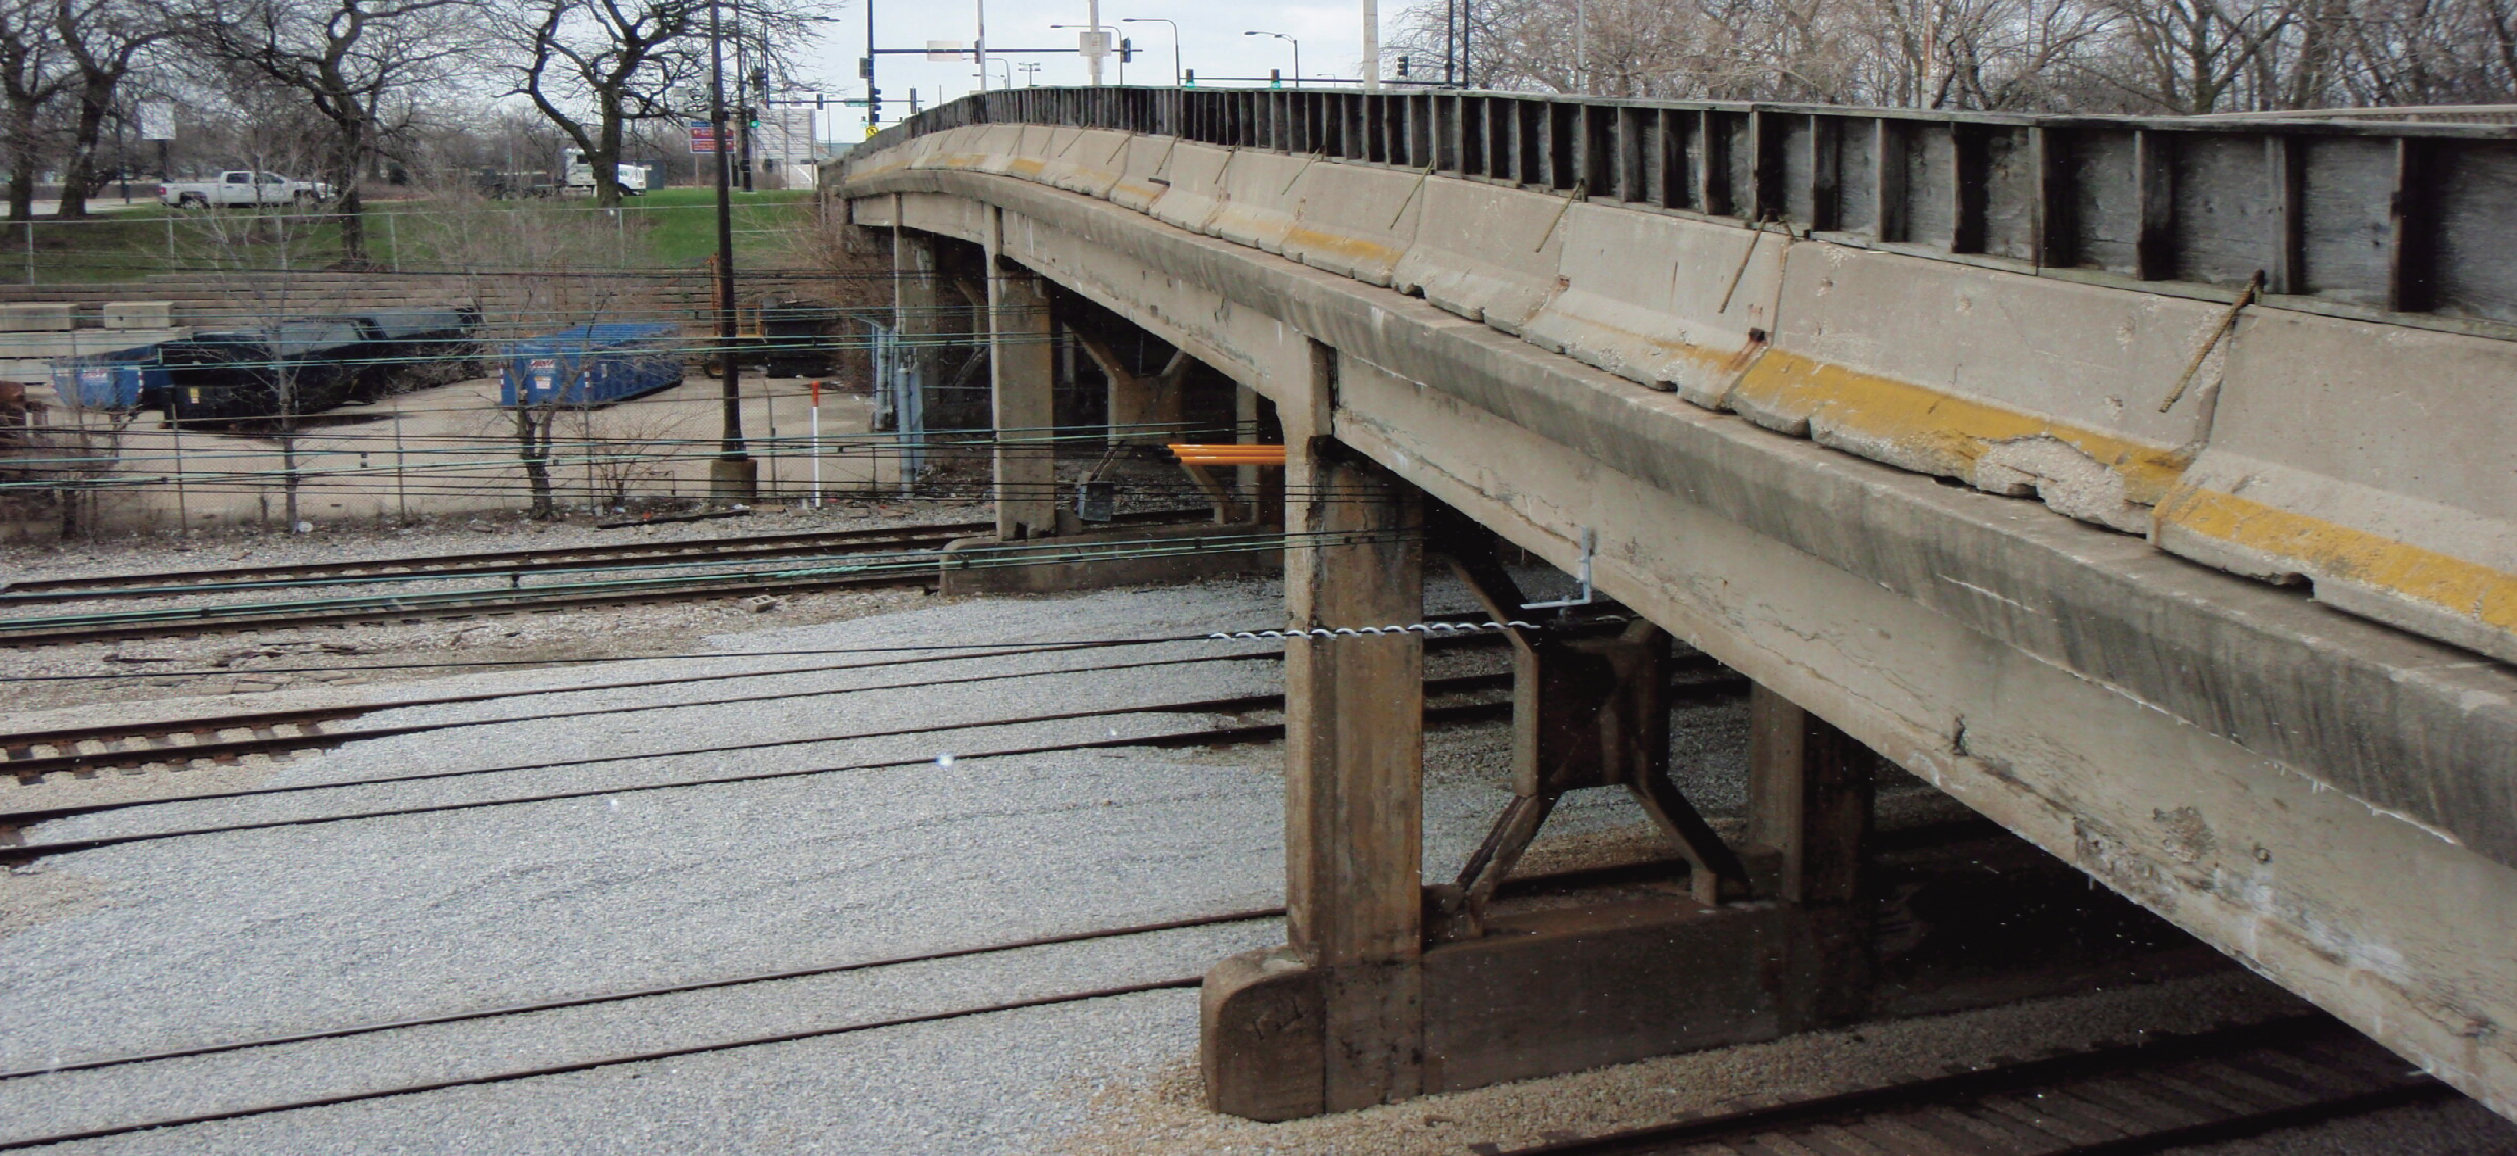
[708,457,758,503]
[1204,848,2225,1121]
[936,521,1280,596]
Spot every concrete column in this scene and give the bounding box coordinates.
[1746,684,1877,1026]
[890,223,944,436]
[987,259,1059,539]
[1282,430,1425,1110]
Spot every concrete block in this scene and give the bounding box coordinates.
[1278,162,1422,287]
[2156,309,2517,663]
[0,303,74,332]
[935,521,1280,596]
[1142,142,1237,236]
[1520,205,1779,401]
[1034,127,1130,200]
[1101,132,1182,211]
[1206,150,1312,255]
[1390,179,1567,335]
[1420,897,1790,1093]
[102,301,174,330]
[1201,947,1326,1122]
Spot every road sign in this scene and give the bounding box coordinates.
[137,101,175,141]
[1078,29,1111,59]
[688,120,719,154]
[926,40,971,61]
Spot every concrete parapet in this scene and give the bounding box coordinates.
[1030,127,1129,200]
[1524,205,1774,400]
[1204,150,1310,255]
[845,122,2517,676]
[0,303,74,332]
[1279,162,1422,287]
[1142,141,1236,236]
[1390,179,1568,336]
[935,521,1279,596]
[102,301,173,330]
[2156,309,2517,663]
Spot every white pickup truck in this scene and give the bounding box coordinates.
[158,171,333,208]
[562,150,649,195]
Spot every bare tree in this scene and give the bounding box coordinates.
[500,0,702,207]
[189,0,483,263]
[1394,0,2507,111]
[53,0,173,217]
[0,0,70,220]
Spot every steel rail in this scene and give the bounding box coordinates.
[0,907,1282,1085]
[1488,1015,2451,1156]
[0,648,1294,784]
[0,672,1623,861]
[0,522,989,602]
[0,975,1211,1151]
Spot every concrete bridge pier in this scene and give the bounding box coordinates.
[938,236,1282,594]
[984,216,1060,542]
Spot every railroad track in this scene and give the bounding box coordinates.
[0,518,993,603]
[1487,1015,2449,1156]
[5,666,1722,859]
[0,510,1218,648]
[0,624,1599,786]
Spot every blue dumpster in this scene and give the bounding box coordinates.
[49,345,171,411]
[500,323,685,407]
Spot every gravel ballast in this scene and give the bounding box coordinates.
[0,574,2506,1153]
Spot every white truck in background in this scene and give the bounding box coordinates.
[562,150,650,195]
[158,171,332,208]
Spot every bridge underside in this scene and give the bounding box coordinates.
[844,146,2517,1122]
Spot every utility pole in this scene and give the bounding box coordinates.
[1087,0,1103,85]
[708,0,754,500]
[974,0,988,91]
[1362,0,1380,91]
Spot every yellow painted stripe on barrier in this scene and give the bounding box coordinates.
[2155,484,2517,633]
[1733,348,2191,505]
[1281,226,1405,270]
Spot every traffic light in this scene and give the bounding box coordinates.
[1119,37,1135,63]
[1397,56,1411,77]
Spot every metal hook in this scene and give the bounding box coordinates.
[1520,528,1596,612]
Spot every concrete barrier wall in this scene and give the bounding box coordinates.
[844,125,2517,667]
[2160,309,2517,663]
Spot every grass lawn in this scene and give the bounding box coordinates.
[11,188,818,286]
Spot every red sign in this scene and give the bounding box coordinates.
[688,121,719,154]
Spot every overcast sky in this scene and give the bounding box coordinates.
[793,0,1398,141]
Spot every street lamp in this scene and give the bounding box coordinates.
[1050,21,1121,85]
[1120,17,1180,87]
[1017,61,1042,85]
[1244,30,1298,88]
[993,57,1015,88]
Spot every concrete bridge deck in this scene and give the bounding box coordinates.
[835,89,2517,1123]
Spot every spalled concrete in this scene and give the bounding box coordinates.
[848,123,2517,672]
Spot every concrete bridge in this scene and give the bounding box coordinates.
[835,89,2517,1124]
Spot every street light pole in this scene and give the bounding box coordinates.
[1362,0,1379,91]
[1120,17,1180,86]
[707,0,753,500]
[1244,30,1299,88]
